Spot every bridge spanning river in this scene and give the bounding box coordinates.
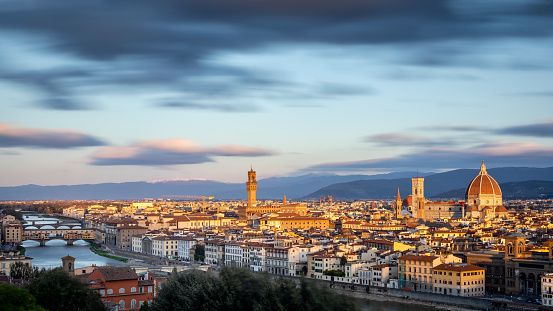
[22,228,95,246]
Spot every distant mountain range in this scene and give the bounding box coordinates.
[1,167,552,201]
[303,167,553,200]
[0,171,429,201]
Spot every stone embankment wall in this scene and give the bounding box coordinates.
[105,247,178,266]
[326,282,492,310]
[289,277,546,311]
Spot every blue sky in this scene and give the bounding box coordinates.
[1,0,552,187]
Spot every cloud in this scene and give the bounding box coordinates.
[89,138,276,166]
[495,121,553,138]
[417,125,488,132]
[0,123,106,148]
[363,133,454,147]
[158,101,257,113]
[302,142,553,172]
[0,0,552,110]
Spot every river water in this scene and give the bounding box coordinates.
[22,214,127,270]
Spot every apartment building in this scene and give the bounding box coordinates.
[432,263,485,297]
[398,254,441,292]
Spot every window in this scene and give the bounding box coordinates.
[131,299,137,308]
[119,300,125,310]
[119,288,125,294]
[131,287,136,293]
[107,289,113,294]
[99,289,105,296]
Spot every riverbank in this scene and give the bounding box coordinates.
[89,243,128,262]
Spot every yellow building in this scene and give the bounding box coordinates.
[398,254,441,292]
[433,263,485,297]
[262,216,330,230]
[280,204,307,216]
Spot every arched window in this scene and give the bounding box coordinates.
[107,289,113,294]
[119,300,125,310]
[119,288,125,294]
[131,287,136,292]
[131,299,137,308]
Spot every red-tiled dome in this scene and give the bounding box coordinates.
[402,195,412,207]
[495,205,508,213]
[465,161,501,198]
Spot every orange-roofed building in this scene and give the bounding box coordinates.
[86,266,155,310]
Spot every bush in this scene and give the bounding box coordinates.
[26,268,106,311]
[152,266,358,311]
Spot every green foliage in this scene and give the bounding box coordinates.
[89,242,128,262]
[340,255,347,266]
[0,284,46,311]
[140,301,151,311]
[151,266,358,311]
[26,267,106,311]
[194,244,205,262]
[10,262,41,281]
[323,269,345,277]
[1,207,22,220]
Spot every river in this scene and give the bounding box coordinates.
[22,214,128,270]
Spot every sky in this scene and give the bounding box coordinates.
[1,0,553,187]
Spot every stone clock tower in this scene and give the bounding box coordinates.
[247,166,257,209]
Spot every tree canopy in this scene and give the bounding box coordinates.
[26,267,106,311]
[0,284,46,311]
[152,267,358,311]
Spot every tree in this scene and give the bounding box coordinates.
[152,266,358,311]
[26,267,106,311]
[140,302,151,311]
[10,262,41,281]
[0,284,46,311]
[194,244,205,262]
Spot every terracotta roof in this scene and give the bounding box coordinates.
[398,255,438,262]
[434,263,485,272]
[96,266,138,281]
[465,162,501,197]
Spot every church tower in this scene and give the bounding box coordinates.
[395,188,402,219]
[246,166,257,209]
[412,176,425,220]
[61,255,75,274]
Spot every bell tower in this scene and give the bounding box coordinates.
[61,255,75,274]
[412,176,425,220]
[246,166,257,209]
[395,188,402,219]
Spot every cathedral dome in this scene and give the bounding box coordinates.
[465,161,502,198]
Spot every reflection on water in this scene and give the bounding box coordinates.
[24,240,128,270]
[22,214,126,270]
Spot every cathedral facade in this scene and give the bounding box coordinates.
[397,161,507,220]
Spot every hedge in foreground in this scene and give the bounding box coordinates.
[152,267,358,311]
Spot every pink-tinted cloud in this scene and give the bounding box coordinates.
[0,123,105,148]
[89,138,276,166]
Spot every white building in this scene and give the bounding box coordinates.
[542,273,553,306]
[151,236,179,258]
[177,237,198,261]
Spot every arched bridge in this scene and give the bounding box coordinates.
[23,224,83,230]
[23,228,95,246]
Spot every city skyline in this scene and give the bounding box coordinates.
[1,0,553,187]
